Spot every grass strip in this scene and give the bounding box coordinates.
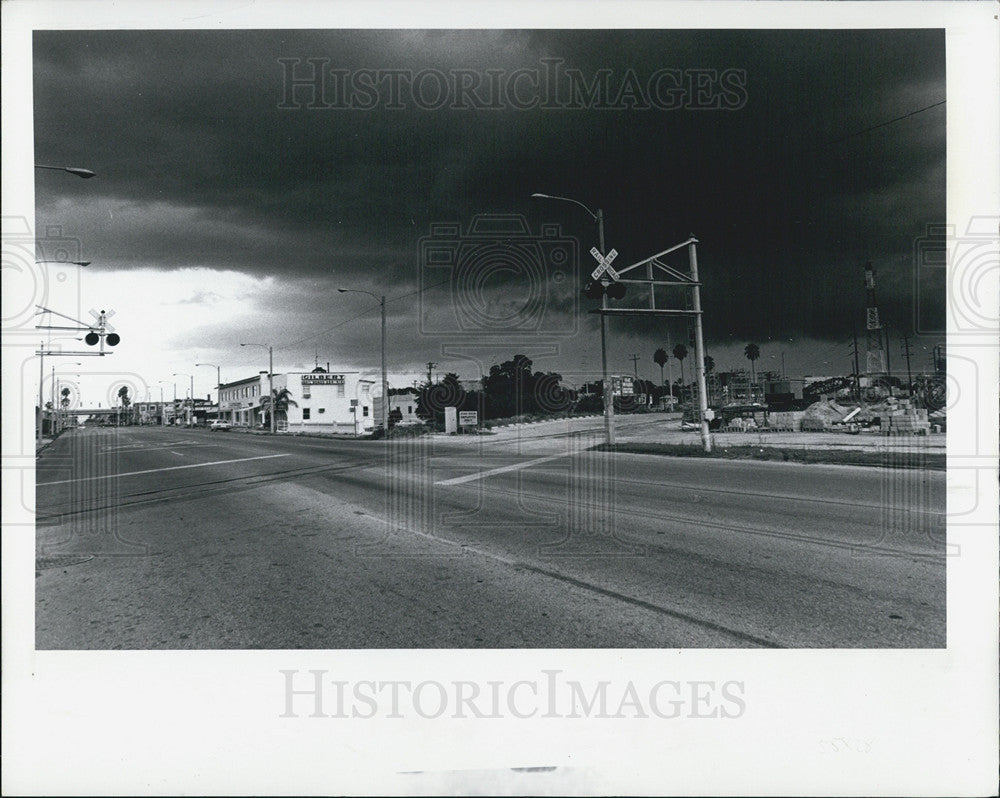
[592,442,946,471]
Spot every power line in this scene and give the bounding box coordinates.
[804,99,945,153]
[276,276,452,351]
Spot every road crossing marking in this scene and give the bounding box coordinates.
[36,454,292,486]
[435,453,570,486]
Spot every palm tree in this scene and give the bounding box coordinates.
[653,348,668,386]
[744,343,761,386]
[60,386,71,409]
[260,387,298,427]
[672,343,688,400]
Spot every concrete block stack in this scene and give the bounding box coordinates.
[880,399,931,436]
[767,410,803,431]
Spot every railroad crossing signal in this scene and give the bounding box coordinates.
[84,309,120,347]
[590,247,619,280]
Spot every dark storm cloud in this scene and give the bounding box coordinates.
[33,28,945,353]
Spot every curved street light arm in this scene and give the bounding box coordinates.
[35,165,96,179]
[530,192,598,222]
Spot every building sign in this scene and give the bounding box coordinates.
[302,373,346,385]
[612,376,634,396]
[458,410,478,426]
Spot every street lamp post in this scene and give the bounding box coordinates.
[36,337,82,443]
[337,289,388,433]
[33,162,95,440]
[50,363,80,435]
[240,344,274,433]
[196,363,222,416]
[173,372,194,426]
[158,380,172,425]
[531,192,615,446]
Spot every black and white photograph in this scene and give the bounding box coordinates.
[3,1,997,795]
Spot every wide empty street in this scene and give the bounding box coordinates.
[35,424,945,649]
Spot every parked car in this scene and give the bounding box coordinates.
[209,420,231,431]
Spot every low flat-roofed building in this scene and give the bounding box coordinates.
[220,367,376,433]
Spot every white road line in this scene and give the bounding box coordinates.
[37,454,292,486]
[435,453,570,486]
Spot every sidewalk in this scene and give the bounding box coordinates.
[431,411,946,461]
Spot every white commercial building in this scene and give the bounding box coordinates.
[219,367,376,433]
[374,389,425,427]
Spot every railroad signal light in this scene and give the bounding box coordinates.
[105,333,120,346]
[85,331,100,346]
[606,281,627,300]
[582,279,627,301]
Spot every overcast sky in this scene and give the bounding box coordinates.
[29,28,946,402]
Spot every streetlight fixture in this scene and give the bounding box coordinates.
[51,363,81,435]
[173,372,194,426]
[240,344,274,433]
[196,363,222,405]
[36,336,82,444]
[337,289,388,433]
[35,164,96,179]
[157,380,172,426]
[531,192,615,445]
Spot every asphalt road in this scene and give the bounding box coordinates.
[35,423,945,648]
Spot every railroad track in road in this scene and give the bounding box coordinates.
[35,453,412,524]
[435,475,944,563]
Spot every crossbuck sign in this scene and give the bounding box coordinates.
[590,247,619,280]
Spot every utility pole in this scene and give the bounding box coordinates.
[596,209,616,446]
[851,327,862,403]
[901,333,913,395]
[426,362,436,385]
[883,319,893,398]
[689,240,712,453]
[380,294,387,432]
[268,346,274,434]
[665,329,674,407]
[628,354,640,381]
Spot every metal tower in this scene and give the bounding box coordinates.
[864,262,886,380]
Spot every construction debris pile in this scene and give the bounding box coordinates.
[800,400,852,431]
[712,397,942,436]
[858,397,933,436]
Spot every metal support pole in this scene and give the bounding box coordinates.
[38,343,45,443]
[269,346,275,433]
[883,321,893,398]
[597,209,615,446]
[688,240,712,453]
[381,295,388,431]
[665,329,674,408]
